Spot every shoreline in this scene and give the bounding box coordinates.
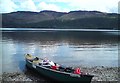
[1,66,119,82]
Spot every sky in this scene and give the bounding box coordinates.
[0,0,119,13]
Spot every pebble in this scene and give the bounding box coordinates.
[1,66,119,82]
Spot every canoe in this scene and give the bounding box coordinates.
[25,54,94,83]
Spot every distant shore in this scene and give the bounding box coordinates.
[1,66,119,82]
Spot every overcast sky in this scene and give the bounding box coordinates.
[0,0,119,13]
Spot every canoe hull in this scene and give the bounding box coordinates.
[26,59,93,83]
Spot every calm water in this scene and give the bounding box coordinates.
[0,28,119,74]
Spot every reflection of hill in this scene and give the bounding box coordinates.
[2,31,118,45]
[2,10,119,30]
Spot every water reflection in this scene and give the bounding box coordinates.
[1,31,118,73]
[2,40,17,72]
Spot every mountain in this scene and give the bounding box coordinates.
[2,10,119,30]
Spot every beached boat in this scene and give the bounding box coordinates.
[25,54,94,83]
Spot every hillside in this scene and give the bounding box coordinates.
[2,10,119,30]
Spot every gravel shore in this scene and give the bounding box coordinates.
[1,66,119,83]
[80,66,119,82]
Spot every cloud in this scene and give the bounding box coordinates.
[0,0,18,13]
[18,0,38,12]
[119,1,120,13]
[37,2,60,11]
[0,0,38,13]
[40,0,119,13]
[67,0,119,13]
[37,2,69,12]
[0,0,119,13]
[45,0,73,3]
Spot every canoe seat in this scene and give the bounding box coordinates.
[26,54,33,60]
[32,57,42,64]
[64,67,74,73]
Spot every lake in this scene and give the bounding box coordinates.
[0,28,119,74]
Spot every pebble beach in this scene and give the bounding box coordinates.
[1,66,119,83]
